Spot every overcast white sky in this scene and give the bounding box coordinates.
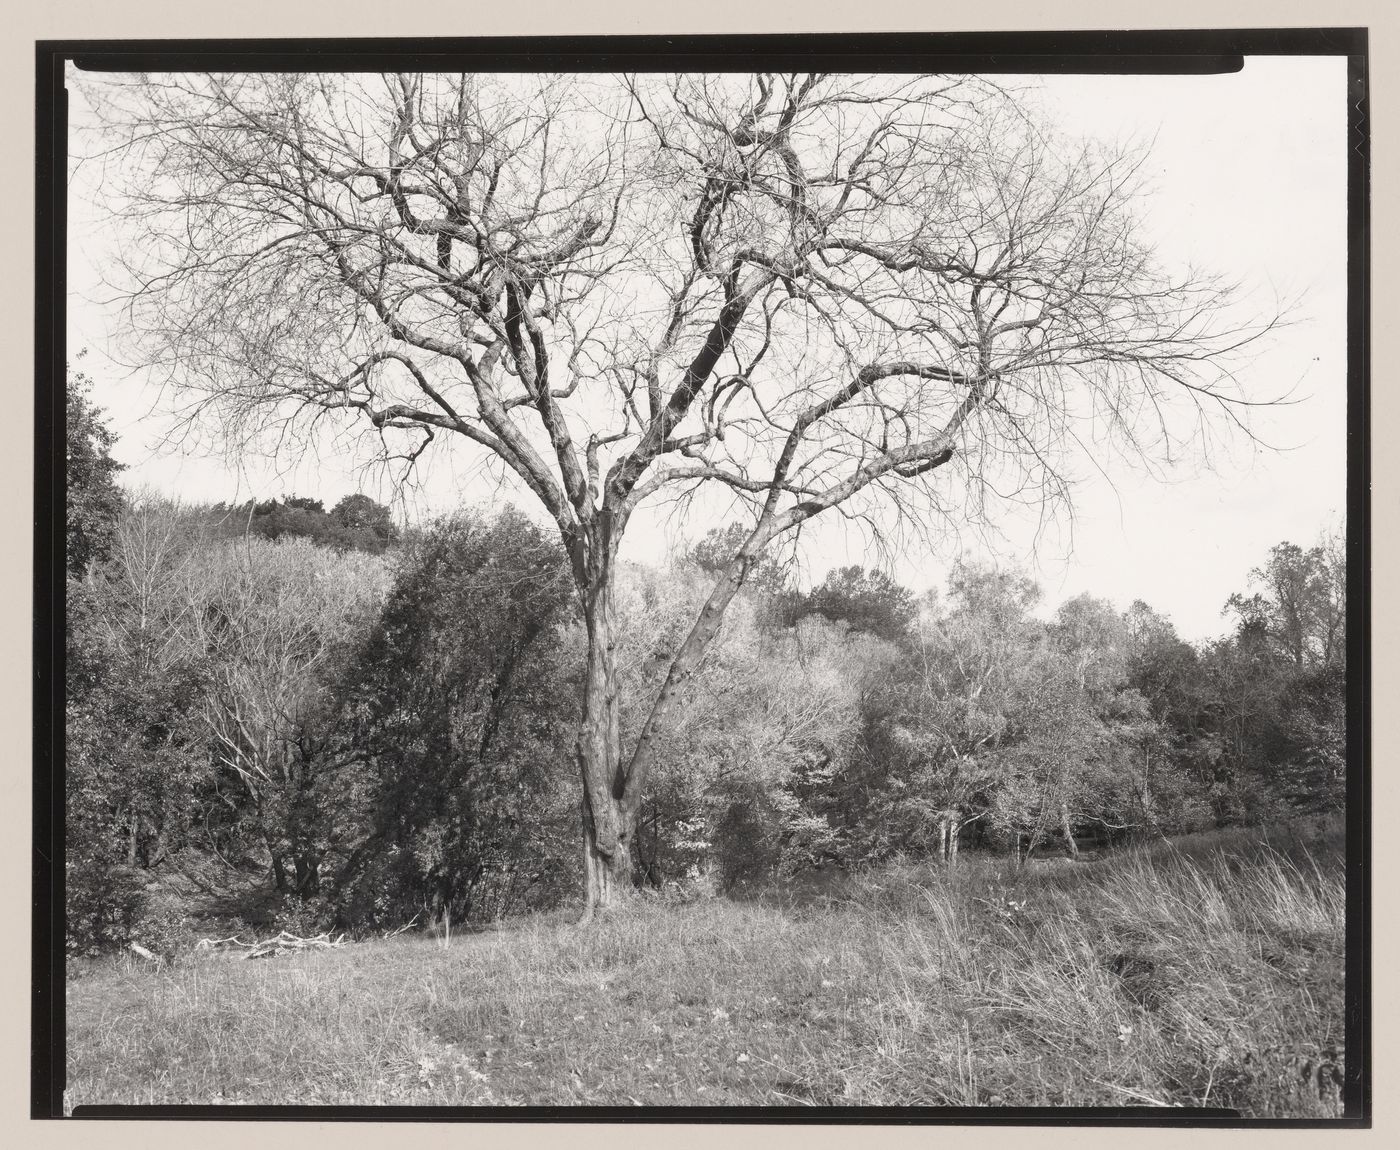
[66,57,1349,643]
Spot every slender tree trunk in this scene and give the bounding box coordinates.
[1140,748,1152,825]
[294,852,319,894]
[1061,802,1079,859]
[651,806,662,887]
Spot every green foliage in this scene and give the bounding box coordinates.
[796,565,916,641]
[65,362,126,579]
[690,522,791,594]
[615,559,893,888]
[66,500,212,954]
[64,477,1347,956]
[334,508,580,929]
[1225,538,1346,670]
[207,492,399,554]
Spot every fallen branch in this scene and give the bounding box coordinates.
[245,930,346,960]
[195,934,253,951]
[128,941,167,969]
[195,930,346,960]
[382,913,420,939]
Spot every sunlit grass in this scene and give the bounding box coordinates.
[66,816,1346,1113]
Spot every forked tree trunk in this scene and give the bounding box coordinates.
[576,571,638,921]
[573,536,762,921]
[581,803,634,912]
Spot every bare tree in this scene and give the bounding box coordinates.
[83,70,1274,916]
[180,534,390,893]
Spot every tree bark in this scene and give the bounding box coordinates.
[573,519,784,920]
[576,564,637,920]
[294,852,319,894]
[581,806,633,917]
[1061,802,1079,859]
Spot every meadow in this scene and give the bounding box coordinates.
[65,818,1346,1115]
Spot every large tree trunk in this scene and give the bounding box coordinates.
[581,802,634,914]
[573,526,765,921]
[576,569,637,921]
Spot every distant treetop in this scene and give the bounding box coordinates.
[208,493,399,554]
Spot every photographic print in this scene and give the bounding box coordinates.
[41,34,1366,1121]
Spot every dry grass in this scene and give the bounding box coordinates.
[66,817,1346,1113]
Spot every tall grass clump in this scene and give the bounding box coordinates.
[837,818,1346,1112]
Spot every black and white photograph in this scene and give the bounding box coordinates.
[40,32,1367,1121]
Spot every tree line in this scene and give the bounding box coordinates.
[65,374,1345,954]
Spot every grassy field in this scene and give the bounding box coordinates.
[65,818,1347,1114]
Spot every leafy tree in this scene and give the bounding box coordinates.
[1121,600,1218,830]
[1050,593,1129,692]
[333,509,578,928]
[844,569,1183,864]
[180,534,392,898]
[691,522,790,595]
[1225,537,1345,670]
[798,565,917,642]
[622,582,890,887]
[66,362,125,578]
[1197,531,1348,822]
[839,563,1043,862]
[330,493,400,552]
[94,71,1276,915]
[211,493,398,554]
[987,651,1161,858]
[1274,664,1346,812]
[66,498,210,953]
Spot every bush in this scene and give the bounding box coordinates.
[66,856,143,957]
